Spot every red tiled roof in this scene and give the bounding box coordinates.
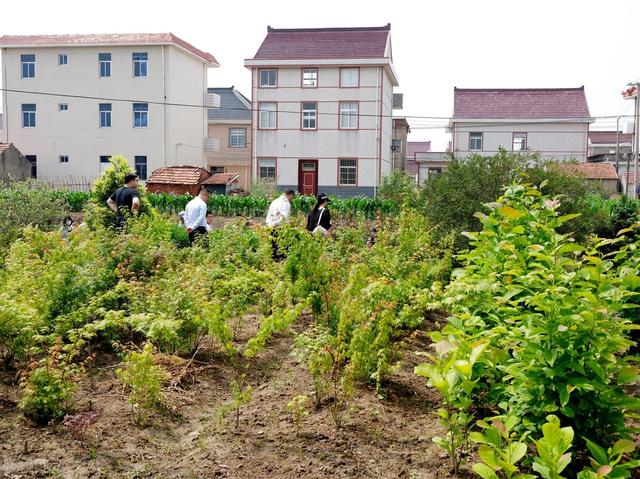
[558,162,619,180]
[588,131,633,144]
[252,25,390,60]
[201,173,240,186]
[453,87,591,119]
[147,166,211,185]
[406,141,431,157]
[0,33,217,64]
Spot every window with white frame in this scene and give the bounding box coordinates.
[302,102,317,129]
[513,133,527,151]
[100,155,111,164]
[259,69,277,87]
[22,104,36,127]
[338,159,357,185]
[59,155,69,164]
[58,54,68,66]
[100,103,112,128]
[427,167,442,179]
[59,104,69,112]
[339,102,358,129]
[21,54,35,78]
[134,156,147,180]
[99,53,111,77]
[469,132,483,151]
[258,158,276,181]
[340,68,359,87]
[133,103,148,128]
[302,68,317,87]
[133,52,148,77]
[229,128,247,148]
[259,103,276,129]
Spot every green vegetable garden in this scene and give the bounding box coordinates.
[0,153,639,478]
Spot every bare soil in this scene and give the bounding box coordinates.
[0,315,468,479]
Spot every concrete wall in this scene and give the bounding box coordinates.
[1,144,31,181]
[452,121,590,161]
[2,45,211,182]
[207,122,251,190]
[251,65,394,196]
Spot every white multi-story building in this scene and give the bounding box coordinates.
[245,24,399,196]
[0,33,219,182]
[451,87,593,162]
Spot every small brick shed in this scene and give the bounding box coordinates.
[146,166,211,196]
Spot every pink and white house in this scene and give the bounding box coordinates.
[245,24,399,197]
[451,87,593,162]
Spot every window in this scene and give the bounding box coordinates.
[133,103,148,128]
[100,155,111,164]
[228,128,247,148]
[258,102,276,129]
[22,104,36,127]
[258,158,276,181]
[469,132,483,151]
[26,155,37,178]
[58,54,68,66]
[134,156,147,180]
[392,139,402,152]
[340,68,359,87]
[59,155,69,164]
[259,69,277,87]
[21,54,35,78]
[339,102,358,129]
[99,53,111,77]
[338,159,357,186]
[210,166,225,174]
[427,167,442,178]
[59,104,69,112]
[301,102,317,130]
[133,52,148,77]
[100,103,112,128]
[513,133,527,151]
[302,68,317,87]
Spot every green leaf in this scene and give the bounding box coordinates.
[612,439,636,455]
[585,438,609,466]
[617,366,640,385]
[472,463,500,479]
[509,442,528,465]
[597,465,612,477]
[500,206,525,220]
[478,445,500,468]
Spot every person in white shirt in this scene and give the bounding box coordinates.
[265,189,295,260]
[183,188,210,245]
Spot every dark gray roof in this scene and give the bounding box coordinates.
[208,87,251,122]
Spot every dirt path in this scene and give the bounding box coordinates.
[0,318,458,479]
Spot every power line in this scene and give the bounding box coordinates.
[1,87,635,124]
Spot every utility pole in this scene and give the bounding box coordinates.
[622,82,640,197]
[615,117,620,174]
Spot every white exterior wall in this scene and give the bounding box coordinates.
[452,121,589,161]
[251,65,394,196]
[1,44,211,182]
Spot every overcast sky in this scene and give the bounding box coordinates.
[2,0,638,149]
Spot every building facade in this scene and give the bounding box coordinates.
[0,33,219,183]
[245,24,399,197]
[451,87,593,162]
[392,118,409,171]
[207,87,252,191]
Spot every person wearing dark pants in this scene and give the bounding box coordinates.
[106,173,141,231]
[184,187,211,246]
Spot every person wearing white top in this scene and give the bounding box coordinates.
[265,189,295,260]
[183,188,210,245]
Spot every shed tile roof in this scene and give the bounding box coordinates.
[201,173,240,186]
[406,141,431,157]
[558,162,619,180]
[0,33,217,64]
[251,24,390,60]
[146,166,210,185]
[588,131,633,144]
[453,87,591,119]
[207,87,251,122]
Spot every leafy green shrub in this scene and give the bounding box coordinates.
[378,169,419,207]
[117,343,168,417]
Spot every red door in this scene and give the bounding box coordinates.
[298,160,318,196]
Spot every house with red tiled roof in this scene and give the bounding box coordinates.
[245,24,399,197]
[558,162,620,196]
[146,165,211,196]
[451,87,593,161]
[0,33,220,184]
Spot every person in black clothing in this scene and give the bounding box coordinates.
[106,173,141,230]
[306,193,334,237]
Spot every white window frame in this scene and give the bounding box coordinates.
[59,103,69,112]
[258,158,276,181]
[133,103,148,128]
[338,158,357,186]
[258,102,277,129]
[99,53,111,78]
[21,54,35,79]
[229,128,247,148]
[340,67,359,88]
[59,155,69,164]
[58,53,68,66]
[134,155,148,180]
[259,69,277,88]
[339,101,358,129]
[301,102,317,130]
[100,103,112,128]
[469,132,483,151]
[22,104,36,128]
[133,52,148,77]
[302,68,318,87]
[513,132,527,152]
